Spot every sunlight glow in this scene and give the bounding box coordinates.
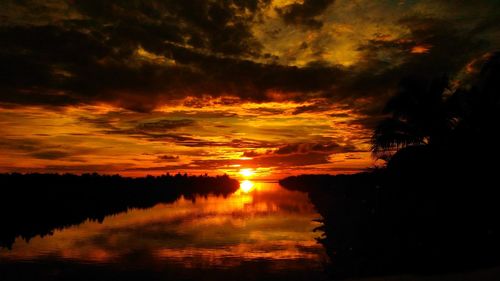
[240,180,254,193]
[239,168,255,178]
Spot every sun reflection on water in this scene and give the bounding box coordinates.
[240,180,254,193]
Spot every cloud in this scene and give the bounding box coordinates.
[0,24,344,111]
[137,119,196,131]
[1,0,497,118]
[277,0,335,29]
[0,138,44,153]
[254,151,331,166]
[126,151,332,172]
[243,150,267,157]
[235,140,360,169]
[1,0,500,176]
[274,142,356,154]
[29,150,69,160]
[291,100,332,115]
[157,155,180,162]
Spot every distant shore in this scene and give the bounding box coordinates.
[0,173,240,249]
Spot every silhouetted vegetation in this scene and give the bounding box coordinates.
[0,173,239,249]
[281,52,500,279]
[373,52,500,164]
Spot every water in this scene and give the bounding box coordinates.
[0,181,329,281]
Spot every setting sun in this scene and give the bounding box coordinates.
[239,168,255,178]
[240,180,254,193]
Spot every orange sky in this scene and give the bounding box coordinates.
[0,98,376,179]
[0,0,498,178]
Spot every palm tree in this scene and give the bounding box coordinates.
[371,76,453,159]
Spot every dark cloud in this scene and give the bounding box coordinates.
[73,0,268,56]
[157,155,180,161]
[164,110,239,119]
[137,119,196,131]
[235,140,359,168]
[175,138,276,149]
[0,136,100,162]
[0,138,45,153]
[277,0,335,29]
[100,120,277,148]
[106,129,195,143]
[0,0,499,130]
[292,100,332,114]
[127,151,331,171]
[328,113,349,118]
[43,164,134,172]
[0,22,343,111]
[246,107,287,116]
[78,112,291,150]
[254,151,331,166]
[79,115,198,143]
[214,124,231,128]
[274,141,357,154]
[0,0,345,111]
[78,115,120,129]
[243,150,268,157]
[329,15,495,117]
[29,150,70,160]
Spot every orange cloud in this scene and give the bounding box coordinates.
[410,44,432,54]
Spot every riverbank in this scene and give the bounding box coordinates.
[0,173,240,249]
[279,170,500,280]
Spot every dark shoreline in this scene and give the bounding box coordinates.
[0,173,240,249]
[279,171,500,280]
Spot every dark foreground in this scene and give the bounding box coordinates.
[1,171,499,281]
[0,173,239,249]
[280,168,500,280]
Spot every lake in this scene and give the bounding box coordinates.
[0,181,330,281]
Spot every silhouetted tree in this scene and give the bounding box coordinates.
[373,51,500,161]
[371,76,454,158]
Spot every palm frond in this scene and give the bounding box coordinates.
[371,118,425,158]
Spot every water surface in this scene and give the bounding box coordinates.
[0,181,329,281]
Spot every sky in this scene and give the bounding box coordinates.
[0,0,499,179]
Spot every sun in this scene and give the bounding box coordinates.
[240,180,254,193]
[239,168,255,178]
